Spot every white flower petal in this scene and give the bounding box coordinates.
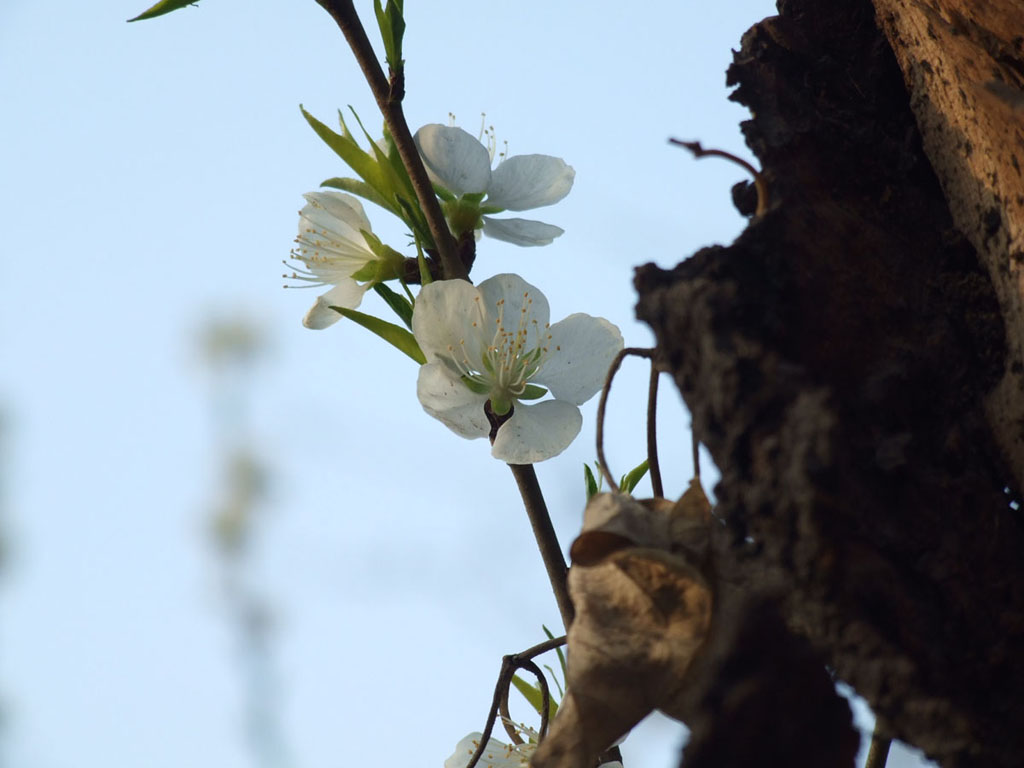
[444,732,525,768]
[492,399,582,463]
[416,363,490,439]
[487,154,575,211]
[534,313,624,404]
[302,281,370,329]
[414,124,491,196]
[478,273,551,332]
[302,190,371,230]
[482,217,565,247]
[412,279,490,365]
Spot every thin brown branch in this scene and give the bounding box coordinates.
[312,0,465,280]
[669,138,769,217]
[596,347,655,493]
[465,647,559,768]
[507,463,574,629]
[518,635,566,660]
[865,730,892,768]
[647,363,664,497]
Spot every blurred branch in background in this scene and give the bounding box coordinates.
[0,408,10,768]
[196,315,290,768]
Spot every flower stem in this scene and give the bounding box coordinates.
[312,0,466,281]
[507,463,574,630]
[647,363,664,498]
[865,729,891,768]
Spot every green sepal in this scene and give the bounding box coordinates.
[442,197,483,236]
[373,0,405,75]
[433,185,457,203]
[373,283,414,328]
[357,230,405,280]
[490,395,512,416]
[619,458,650,496]
[518,384,548,401]
[480,205,505,215]
[330,307,426,364]
[511,675,557,721]
[461,376,491,395]
[127,0,197,21]
[584,463,600,500]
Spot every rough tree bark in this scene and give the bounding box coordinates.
[633,0,1024,766]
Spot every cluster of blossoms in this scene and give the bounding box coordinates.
[288,120,623,464]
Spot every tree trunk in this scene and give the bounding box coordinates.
[633,0,1024,766]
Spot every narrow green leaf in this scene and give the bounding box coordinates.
[396,195,432,246]
[620,458,650,495]
[127,0,197,21]
[301,107,388,197]
[510,675,556,720]
[543,663,565,700]
[416,247,433,285]
[584,463,599,500]
[372,283,414,328]
[542,625,568,678]
[374,0,405,74]
[331,307,425,364]
[321,177,395,214]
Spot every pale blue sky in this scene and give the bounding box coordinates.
[0,1,931,767]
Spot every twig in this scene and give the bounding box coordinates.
[507,464,574,630]
[312,0,465,280]
[669,138,769,217]
[647,363,664,498]
[865,729,892,768]
[465,640,565,768]
[692,430,701,483]
[596,347,655,492]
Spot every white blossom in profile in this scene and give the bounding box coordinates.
[285,191,400,329]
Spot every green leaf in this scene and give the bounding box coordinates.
[321,177,394,213]
[619,458,650,495]
[584,463,599,500]
[543,663,565,699]
[301,107,393,210]
[511,675,557,720]
[373,283,413,329]
[330,307,425,364]
[414,242,433,285]
[127,0,197,21]
[542,625,568,678]
[374,0,405,74]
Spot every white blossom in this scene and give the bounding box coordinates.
[286,191,391,329]
[414,124,575,247]
[444,730,623,768]
[413,273,623,463]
